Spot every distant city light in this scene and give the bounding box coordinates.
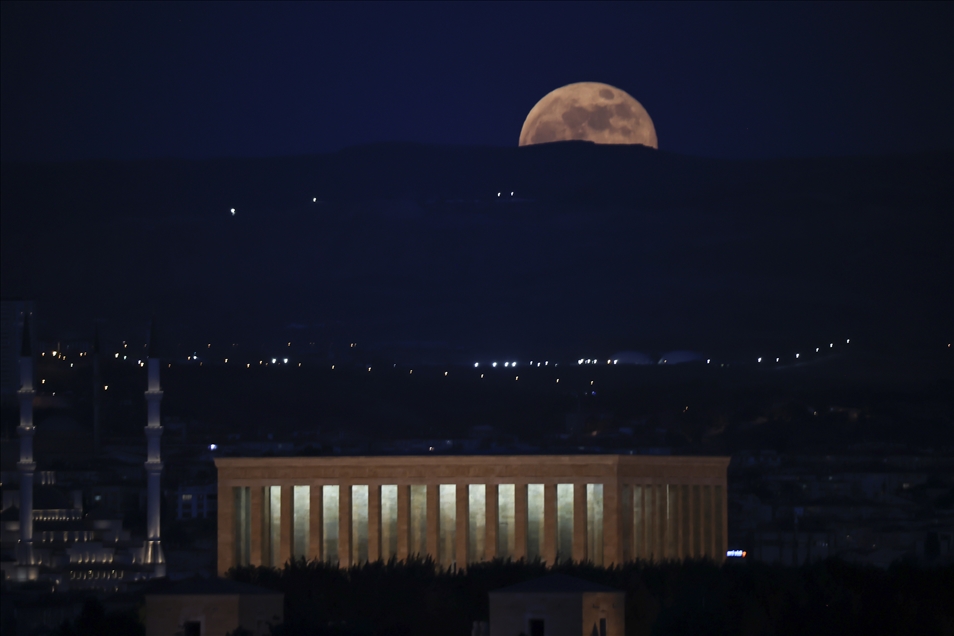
[511,362,516,367]
[209,444,218,451]
[313,198,317,202]
[283,358,288,364]
[556,379,559,383]
[706,359,710,364]
[224,358,228,363]
[504,362,510,367]
[846,339,850,344]
[444,372,448,376]
[492,362,498,367]
[272,358,277,364]
[115,353,119,358]
[726,550,747,558]
[474,362,479,367]
[515,376,519,381]
[776,358,779,363]
[816,348,820,352]
[511,192,514,196]
[830,343,833,348]
[497,192,501,197]
[104,385,108,391]
[758,357,762,362]
[578,359,584,365]
[230,208,235,215]
[481,374,484,378]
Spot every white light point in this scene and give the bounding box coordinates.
[230,208,235,215]
[706,359,710,364]
[758,357,762,363]
[796,354,800,359]
[511,362,516,367]
[272,358,277,364]
[283,358,288,364]
[504,362,509,367]
[492,362,498,367]
[474,363,479,368]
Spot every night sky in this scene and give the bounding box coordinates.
[2,1,952,162]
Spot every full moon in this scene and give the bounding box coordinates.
[519,82,657,149]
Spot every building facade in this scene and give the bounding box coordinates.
[215,455,729,574]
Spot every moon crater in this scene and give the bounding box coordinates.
[519,82,657,148]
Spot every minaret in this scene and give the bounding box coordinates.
[92,323,102,455]
[16,314,37,578]
[143,321,166,576]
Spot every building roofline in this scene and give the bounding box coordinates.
[214,454,731,469]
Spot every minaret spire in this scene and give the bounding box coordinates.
[143,319,166,576]
[16,313,38,579]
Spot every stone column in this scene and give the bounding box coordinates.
[603,478,620,565]
[339,485,352,568]
[426,484,439,561]
[397,485,411,560]
[485,484,498,561]
[573,482,587,562]
[280,485,293,565]
[456,484,469,568]
[368,485,382,563]
[309,485,323,561]
[217,480,233,574]
[717,484,724,563]
[514,484,527,561]
[249,486,263,567]
[691,485,700,558]
[621,484,633,562]
[543,484,557,565]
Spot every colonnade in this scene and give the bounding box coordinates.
[217,473,726,573]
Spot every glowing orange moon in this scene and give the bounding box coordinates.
[519,82,657,149]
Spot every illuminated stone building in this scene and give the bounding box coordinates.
[214,454,729,573]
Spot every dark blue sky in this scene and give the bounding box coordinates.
[2,1,951,161]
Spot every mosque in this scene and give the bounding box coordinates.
[1,316,166,589]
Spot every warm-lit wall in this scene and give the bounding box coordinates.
[215,455,729,574]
